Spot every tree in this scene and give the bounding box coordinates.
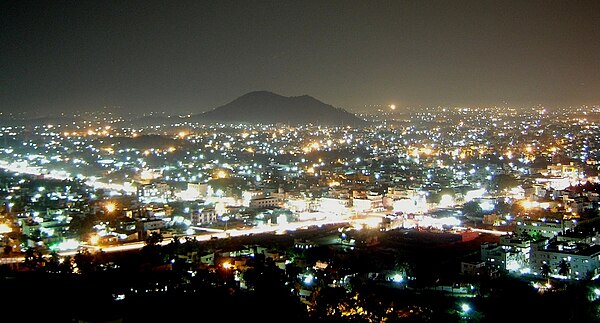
[23,247,46,271]
[494,199,512,215]
[74,249,94,273]
[463,201,483,218]
[145,232,163,247]
[141,232,164,265]
[490,174,519,193]
[541,262,551,278]
[558,259,571,277]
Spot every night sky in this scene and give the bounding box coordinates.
[1,0,599,115]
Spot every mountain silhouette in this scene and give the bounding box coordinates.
[192,91,367,126]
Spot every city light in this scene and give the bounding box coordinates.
[461,303,470,313]
[105,202,116,213]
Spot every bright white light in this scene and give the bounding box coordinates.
[461,303,470,313]
[506,260,521,272]
[439,194,454,208]
[464,188,485,202]
[90,235,100,245]
[304,274,314,284]
[392,274,403,283]
[54,239,80,251]
[0,224,12,234]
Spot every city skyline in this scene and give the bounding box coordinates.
[2,0,599,115]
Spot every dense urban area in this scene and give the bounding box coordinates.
[1,105,600,322]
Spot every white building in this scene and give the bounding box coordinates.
[137,182,172,203]
[191,207,217,225]
[249,196,283,209]
[481,235,532,273]
[530,240,600,280]
[318,197,352,216]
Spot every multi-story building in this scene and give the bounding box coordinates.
[137,182,172,203]
[481,235,532,273]
[530,240,600,280]
[249,196,283,209]
[191,207,217,225]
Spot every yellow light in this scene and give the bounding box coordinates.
[217,170,227,179]
[178,131,186,138]
[0,224,12,234]
[90,235,100,245]
[222,261,232,269]
[105,202,116,213]
[412,148,419,158]
[390,104,396,110]
[167,147,176,152]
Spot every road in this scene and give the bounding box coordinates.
[0,217,353,264]
[0,214,511,265]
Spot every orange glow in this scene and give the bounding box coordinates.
[105,202,116,213]
[216,170,228,179]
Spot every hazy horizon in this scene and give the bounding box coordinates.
[2,1,599,115]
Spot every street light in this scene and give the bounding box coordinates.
[105,202,116,213]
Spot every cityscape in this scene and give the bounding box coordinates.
[1,102,599,322]
[1,1,599,322]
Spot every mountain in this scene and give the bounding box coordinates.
[192,91,367,126]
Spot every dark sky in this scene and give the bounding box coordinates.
[2,0,599,115]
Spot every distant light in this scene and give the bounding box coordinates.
[392,274,403,283]
[594,288,600,296]
[105,202,116,213]
[53,239,79,251]
[90,235,100,245]
[0,224,11,234]
[304,274,314,284]
[461,303,470,313]
[390,104,396,110]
